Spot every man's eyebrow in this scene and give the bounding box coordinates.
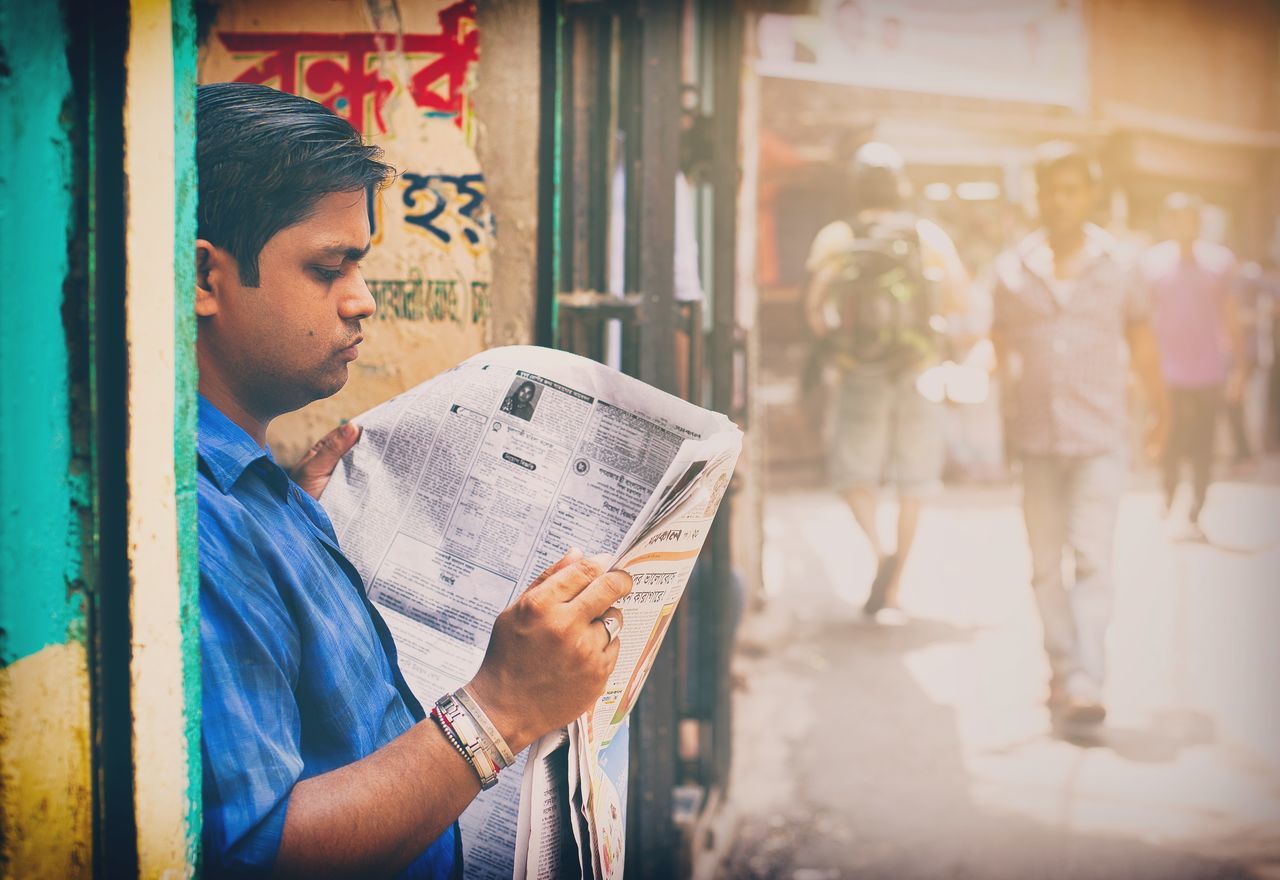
[313,242,372,261]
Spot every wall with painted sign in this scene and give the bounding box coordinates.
[199,0,537,460]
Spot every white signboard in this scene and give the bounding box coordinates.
[758,0,1089,111]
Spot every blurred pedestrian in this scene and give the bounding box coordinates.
[1141,193,1245,531]
[1230,259,1265,465]
[803,141,969,622]
[989,142,1168,726]
[1257,258,1280,452]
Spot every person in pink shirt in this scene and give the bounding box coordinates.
[1142,193,1245,531]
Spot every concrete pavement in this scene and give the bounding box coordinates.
[720,467,1280,880]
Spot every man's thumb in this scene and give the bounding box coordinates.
[310,422,360,464]
[328,422,360,456]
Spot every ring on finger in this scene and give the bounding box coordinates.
[598,610,623,645]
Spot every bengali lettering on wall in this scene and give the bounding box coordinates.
[199,0,495,458]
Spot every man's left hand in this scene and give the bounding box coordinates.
[291,422,361,499]
[1144,409,1169,461]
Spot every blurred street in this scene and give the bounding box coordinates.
[721,462,1280,880]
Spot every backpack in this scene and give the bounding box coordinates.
[820,211,939,372]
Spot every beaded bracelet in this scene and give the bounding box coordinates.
[430,705,470,764]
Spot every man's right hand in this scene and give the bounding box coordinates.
[466,550,633,755]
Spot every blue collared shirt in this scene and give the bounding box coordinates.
[198,396,458,878]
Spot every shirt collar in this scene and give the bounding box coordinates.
[1018,223,1116,283]
[197,395,283,496]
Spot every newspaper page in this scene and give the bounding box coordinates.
[320,345,741,879]
[513,731,575,880]
[567,432,739,879]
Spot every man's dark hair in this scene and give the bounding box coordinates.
[847,140,906,211]
[1033,141,1100,189]
[197,82,395,286]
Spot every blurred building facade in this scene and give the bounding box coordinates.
[1090,0,1280,256]
[752,0,1280,473]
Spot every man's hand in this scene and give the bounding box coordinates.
[291,423,361,500]
[467,550,633,754]
[1225,365,1249,407]
[1128,320,1169,462]
[1143,408,1169,461]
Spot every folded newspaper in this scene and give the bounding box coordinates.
[319,345,742,879]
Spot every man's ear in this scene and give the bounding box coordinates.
[196,238,237,318]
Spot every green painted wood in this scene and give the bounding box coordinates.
[172,0,202,867]
[536,0,565,347]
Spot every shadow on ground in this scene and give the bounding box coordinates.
[722,612,1255,880]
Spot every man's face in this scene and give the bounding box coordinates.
[1036,164,1095,238]
[517,384,535,403]
[197,189,376,420]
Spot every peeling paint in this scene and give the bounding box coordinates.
[0,0,87,668]
[0,0,95,872]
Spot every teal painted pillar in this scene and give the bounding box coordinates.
[0,0,88,669]
[0,0,96,874]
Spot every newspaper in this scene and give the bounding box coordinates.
[319,345,741,879]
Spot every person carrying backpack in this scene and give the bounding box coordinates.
[804,141,969,622]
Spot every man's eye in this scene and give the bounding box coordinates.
[313,266,343,282]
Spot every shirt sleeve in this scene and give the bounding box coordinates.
[916,218,964,279]
[1209,243,1238,309]
[987,253,1013,337]
[1123,255,1153,327]
[200,496,304,877]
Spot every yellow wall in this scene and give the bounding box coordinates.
[0,645,93,877]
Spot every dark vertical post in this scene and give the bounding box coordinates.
[632,0,680,395]
[706,0,743,792]
[565,8,612,295]
[73,0,139,872]
[626,0,683,876]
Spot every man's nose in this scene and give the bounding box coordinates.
[340,271,377,321]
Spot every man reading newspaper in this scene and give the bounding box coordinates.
[319,347,740,880]
[196,84,634,878]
